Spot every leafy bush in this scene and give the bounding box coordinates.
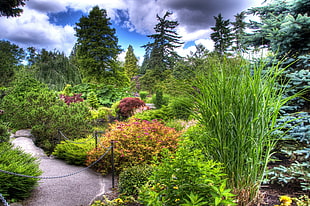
[117,97,145,119]
[119,164,154,196]
[87,91,100,109]
[168,96,193,120]
[139,145,236,206]
[0,120,9,143]
[0,142,42,201]
[0,77,92,153]
[131,105,174,122]
[90,107,113,124]
[86,118,180,174]
[71,83,130,107]
[152,90,169,109]
[139,91,148,100]
[52,137,96,165]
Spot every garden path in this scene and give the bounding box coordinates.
[9,130,112,206]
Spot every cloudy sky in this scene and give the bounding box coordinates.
[0,0,266,62]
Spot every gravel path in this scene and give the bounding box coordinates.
[9,130,112,206]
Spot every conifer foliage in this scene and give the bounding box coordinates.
[74,6,123,84]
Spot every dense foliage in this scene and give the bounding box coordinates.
[188,56,297,205]
[0,142,42,201]
[52,138,95,165]
[117,97,146,119]
[86,118,180,174]
[139,146,235,206]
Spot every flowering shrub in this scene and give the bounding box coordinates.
[117,97,146,119]
[86,118,180,174]
[59,93,84,105]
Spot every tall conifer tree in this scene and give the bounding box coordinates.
[124,45,138,80]
[211,13,234,55]
[74,6,123,84]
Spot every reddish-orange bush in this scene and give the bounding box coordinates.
[86,118,180,174]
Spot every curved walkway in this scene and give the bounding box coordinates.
[9,130,111,206]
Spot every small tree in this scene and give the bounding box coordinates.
[124,45,139,80]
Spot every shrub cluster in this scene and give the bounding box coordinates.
[139,145,236,206]
[118,164,154,197]
[0,120,9,143]
[52,137,96,165]
[86,118,180,174]
[0,143,42,201]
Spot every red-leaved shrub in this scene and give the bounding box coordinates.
[86,118,180,174]
[117,97,146,119]
[59,93,84,105]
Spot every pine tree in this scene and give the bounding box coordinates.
[74,6,123,85]
[124,45,139,80]
[0,0,28,17]
[142,11,183,78]
[231,12,246,52]
[210,13,234,55]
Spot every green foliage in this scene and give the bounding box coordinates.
[87,91,100,109]
[138,145,236,206]
[188,56,298,204]
[32,49,82,91]
[152,91,169,109]
[0,120,9,143]
[71,83,130,107]
[293,195,310,206]
[124,45,139,80]
[0,77,92,153]
[131,105,174,122]
[90,107,113,123]
[52,137,95,165]
[0,40,24,87]
[211,14,233,55]
[142,11,183,78]
[138,91,148,101]
[86,118,180,174]
[119,164,154,196]
[0,142,42,201]
[74,6,123,85]
[168,96,193,120]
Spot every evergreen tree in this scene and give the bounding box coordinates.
[210,13,234,55]
[0,0,28,17]
[31,49,82,91]
[124,45,139,80]
[74,6,123,85]
[142,11,183,78]
[231,12,247,52]
[0,40,24,86]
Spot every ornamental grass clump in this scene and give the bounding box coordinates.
[189,56,298,205]
[86,118,180,174]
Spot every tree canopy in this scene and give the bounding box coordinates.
[0,0,28,17]
[74,6,125,86]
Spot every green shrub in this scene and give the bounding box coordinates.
[87,91,100,109]
[0,142,42,201]
[168,96,193,120]
[86,118,180,174]
[152,90,169,109]
[139,91,148,100]
[0,121,9,143]
[131,105,174,122]
[1,77,92,153]
[139,145,236,206]
[52,137,95,165]
[119,164,154,197]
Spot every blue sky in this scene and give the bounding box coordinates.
[0,0,266,62]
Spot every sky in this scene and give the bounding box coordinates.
[0,0,266,63]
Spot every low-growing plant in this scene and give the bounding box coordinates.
[0,120,9,143]
[86,118,180,174]
[0,142,42,201]
[119,164,154,197]
[138,144,236,206]
[52,137,96,165]
[293,195,310,206]
[168,96,193,120]
[90,107,113,124]
[131,105,174,122]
